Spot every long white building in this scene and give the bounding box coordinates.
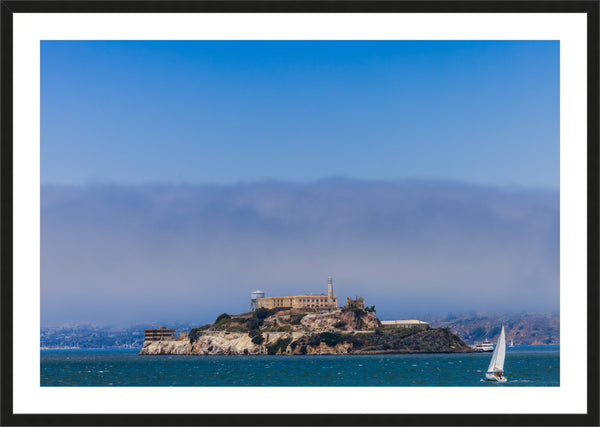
[380,319,429,329]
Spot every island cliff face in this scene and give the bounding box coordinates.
[140,309,471,356]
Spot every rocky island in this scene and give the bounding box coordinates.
[140,307,472,356]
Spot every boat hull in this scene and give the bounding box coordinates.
[471,341,494,352]
[485,372,507,382]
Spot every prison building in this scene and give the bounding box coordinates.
[257,294,339,310]
[144,327,176,341]
[345,296,365,310]
[254,276,338,310]
[380,320,429,329]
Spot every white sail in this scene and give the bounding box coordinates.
[486,325,506,373]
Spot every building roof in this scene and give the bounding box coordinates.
[380,320,429,325]
[258,294,336,299]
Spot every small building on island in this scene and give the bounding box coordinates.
[345,296,365,310]
[380,320,429,329]
[144,327,176,341]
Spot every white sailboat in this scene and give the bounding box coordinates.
[509,339,514,348]
[484,325,507,382]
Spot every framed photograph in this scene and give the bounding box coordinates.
[1,1,598,425]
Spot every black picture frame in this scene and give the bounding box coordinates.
[1,1,598,426]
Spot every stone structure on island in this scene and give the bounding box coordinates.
[345,296,365,310]
[144,327,176,341]
[252,276,339,311]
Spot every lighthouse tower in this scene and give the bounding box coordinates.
[327,276,334,307]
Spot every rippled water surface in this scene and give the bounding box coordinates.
[41,345,559,386]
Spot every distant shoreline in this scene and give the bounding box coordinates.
[40,346,142,350]
[40,344,560,356]
[40,344,560,354]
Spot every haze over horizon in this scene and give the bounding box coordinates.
[41,41,559,327]
[41,178,559,326]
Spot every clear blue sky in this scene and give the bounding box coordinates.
[41,40,559,189]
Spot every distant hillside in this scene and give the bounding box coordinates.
[430,313,559,345]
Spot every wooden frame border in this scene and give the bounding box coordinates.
[1,2,598,425]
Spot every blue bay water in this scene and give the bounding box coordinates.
[41,345,559,387]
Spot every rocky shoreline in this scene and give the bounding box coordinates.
[140,308,473,356]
